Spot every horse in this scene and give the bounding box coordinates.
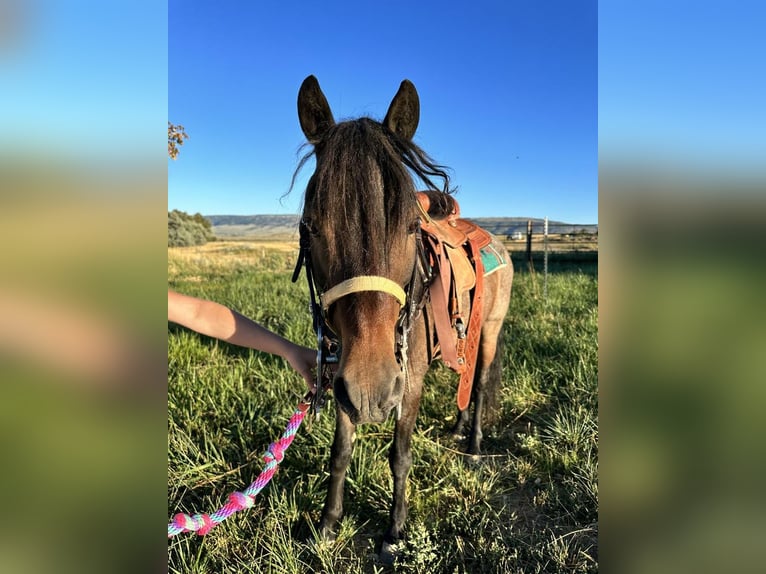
[292,75,513,562]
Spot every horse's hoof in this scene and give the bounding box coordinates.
[466,440,482,457]
[316,522,338,543]
[379,540,400,566]
[462,449,482,466]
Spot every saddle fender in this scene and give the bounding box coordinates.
[417,192,494,410]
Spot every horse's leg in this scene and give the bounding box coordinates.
[318,407,356,540]
[467,367,488,456]
[380,377,423,564]
[467,324,505,456]
[449,406,471,439]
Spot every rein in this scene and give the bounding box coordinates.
[168,389,320,537]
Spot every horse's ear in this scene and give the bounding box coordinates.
[383,79,420,140]
[298,75,335,144]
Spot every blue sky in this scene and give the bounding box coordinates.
[2,3,762,224]
[599,1,765,176]
[169,1,598,223]
[0,1,166,161]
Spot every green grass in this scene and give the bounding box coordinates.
[168,250,598,573]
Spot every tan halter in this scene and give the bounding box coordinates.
[320,275,406,311]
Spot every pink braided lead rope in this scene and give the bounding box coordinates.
[168,399,311,538]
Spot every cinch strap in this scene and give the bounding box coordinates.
[320,276,406,311]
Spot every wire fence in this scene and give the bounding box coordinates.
[500,219,598,274]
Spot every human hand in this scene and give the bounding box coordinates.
[285,344,318,394]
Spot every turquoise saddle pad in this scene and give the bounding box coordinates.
[479,244,508,275]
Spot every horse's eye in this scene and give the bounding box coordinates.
[407,220,419,234]
[302,218,320,237]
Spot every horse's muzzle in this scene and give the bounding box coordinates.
[333,374,402,424]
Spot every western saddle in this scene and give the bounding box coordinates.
[416,191,493,411]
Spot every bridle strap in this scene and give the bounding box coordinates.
[320,276,407,311]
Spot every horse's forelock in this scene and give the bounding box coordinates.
[305,119,416,275]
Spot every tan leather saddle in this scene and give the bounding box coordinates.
[416,191,492,411]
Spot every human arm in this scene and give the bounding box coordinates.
[168,290,316,390]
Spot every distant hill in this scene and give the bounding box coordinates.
[207,214,301,238]
[206,214,597,239]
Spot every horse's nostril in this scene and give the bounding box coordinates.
[333,377,352,410]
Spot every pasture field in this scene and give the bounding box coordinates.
[168,242,598,573]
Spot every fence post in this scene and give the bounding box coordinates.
[543,217,549,300]
[526,219,533,270]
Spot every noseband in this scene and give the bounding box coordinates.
[320,276,406,311]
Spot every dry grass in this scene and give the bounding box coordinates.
[168,241,299,280]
